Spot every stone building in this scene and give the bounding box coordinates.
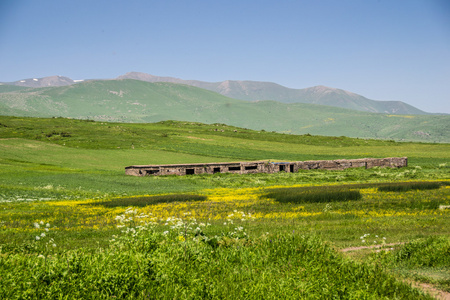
[125,157,407,176]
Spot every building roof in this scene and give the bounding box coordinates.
[125,160,268,169]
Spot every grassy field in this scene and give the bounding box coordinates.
[0,116,449,298]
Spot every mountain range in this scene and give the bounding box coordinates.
[0,78,448,142]
[2,75,78,88]
[2,72,427,115]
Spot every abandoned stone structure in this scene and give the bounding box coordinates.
[125,157,407,176]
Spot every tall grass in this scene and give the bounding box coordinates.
[263,186,362,204]
[383,236,450,268]
[371,236,450,293]
[377,181,443,192]
[0,218,433,299]
[92,194,207,207]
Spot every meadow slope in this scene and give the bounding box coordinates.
[0,116,448,199]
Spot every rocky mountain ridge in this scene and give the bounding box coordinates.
[1,75,80,88]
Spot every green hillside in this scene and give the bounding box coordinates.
[0,102,45,117]
[118,72,428,114]
[0,79,448,142]
[0,85,31,93]
[1,116,449,163]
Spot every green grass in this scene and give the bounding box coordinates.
[390,236,450,268]
[370,236,450,292]
[1,185,449,298]
[0,116,449,298]
[0,116,448,202]
[0,219,435,299]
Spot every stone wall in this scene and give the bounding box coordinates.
[125,157,407,176]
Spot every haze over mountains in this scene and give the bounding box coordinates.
[2,72,427,115]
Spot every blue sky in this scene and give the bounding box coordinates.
[0,0,449,113]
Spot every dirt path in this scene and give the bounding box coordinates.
[340,243,450,300]
[340,242,404,252]
[411,282,450,300]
